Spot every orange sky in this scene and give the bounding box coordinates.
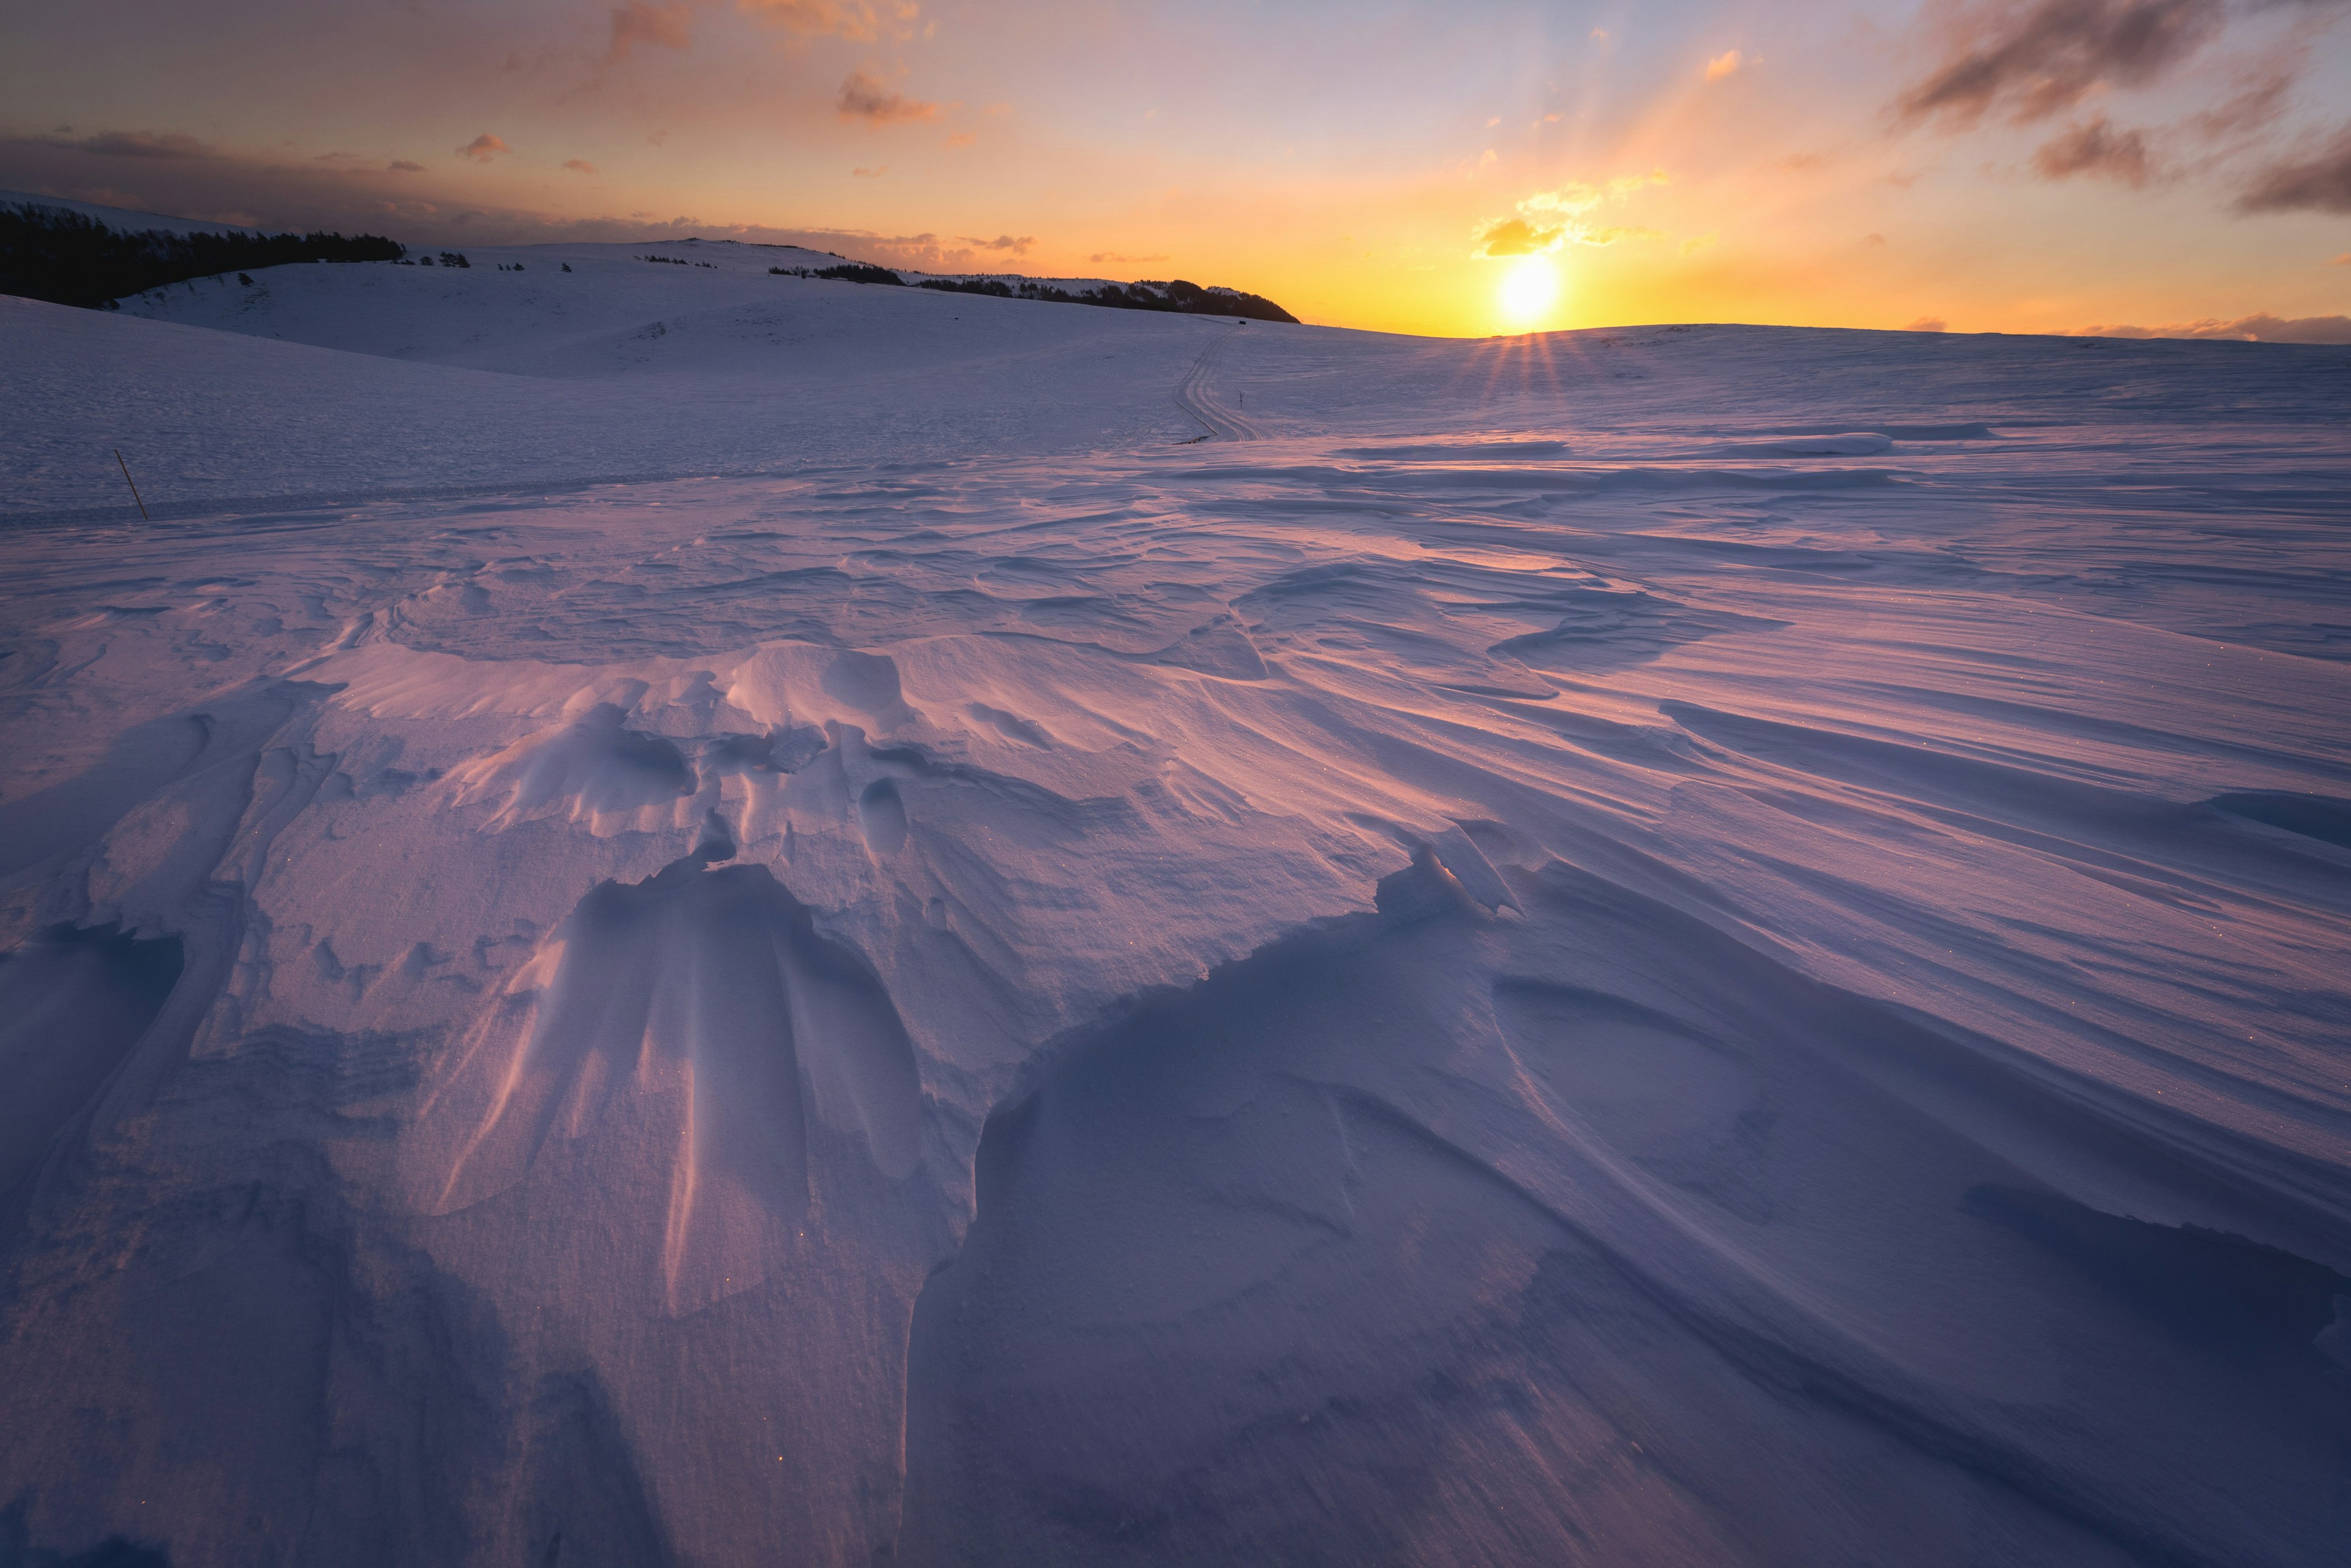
[3,1,2347,339]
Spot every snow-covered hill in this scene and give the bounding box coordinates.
[3,242,2349,1567]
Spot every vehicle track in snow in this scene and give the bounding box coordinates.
[1172,323,1259,442]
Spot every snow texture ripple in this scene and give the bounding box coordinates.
[2,228,2349,1567]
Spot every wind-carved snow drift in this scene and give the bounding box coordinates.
[424,842,924,1313]
[447,702,697,834]
[2,236,2350,1567]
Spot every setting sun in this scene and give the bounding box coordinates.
[1496,254,1561,328]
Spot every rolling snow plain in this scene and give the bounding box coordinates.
[2,236,2350,1568]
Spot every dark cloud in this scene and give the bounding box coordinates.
[1894,0,2225,127]
[52,130,217,160]
[457,133,511,163]
[0,131,994,269]
[2233,126,2351,212]
[2033,116,2156,183]
[2075,310,2351,342]
[607,2,692,64]
[837,71,938,126]
[388,160,426,173]
[564,159,599,174]
[958,234,1032,254]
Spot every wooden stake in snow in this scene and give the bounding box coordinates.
[114,448,150,521]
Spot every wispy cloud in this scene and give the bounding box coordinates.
[388,160,426,173]
[851,164,888,177]
[837,70,937,125]
[2234,126,2351,213]
[564,158,599,174]
[1704,50,1742,82]
[1473,171,1668,258]
[738,0,919,44]
[959,233,1033,254]
[1893,0,2225,128]
[53,130,216,160]
[2075,310,2351,342]
[2033,116,2155,184]
[457,134,511,163]
[607,2,692,64]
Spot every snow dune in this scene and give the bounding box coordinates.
[2,240,2349,1567]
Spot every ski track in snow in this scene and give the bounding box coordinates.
[2,234,2350,1567]
[1173,323,1259,442]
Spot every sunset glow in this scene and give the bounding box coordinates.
[1,2,2345,339]
[1496,254,1563,328]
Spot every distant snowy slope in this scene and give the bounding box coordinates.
[1,278,1247,516]
[0,187,258,237]
[113,239,856,371]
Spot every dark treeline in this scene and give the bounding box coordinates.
[773,262,905,285]
[923,274,1298,323]
[1,203,405,308]
[781,260,1297,323]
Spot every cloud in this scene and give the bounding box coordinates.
[1089,252,1169,265]
[1474,171,1668,257]
[2033,116,2154,184]
[457,134,511,163]
[1472,216,1564,257]
[607,2,692,63]
[388,160,426,173]
[2233,126,2351,213]
[564,159,599,174]
[1705,50,1742,81]
[944,130,977,148]
[1894,0,2225,128]
[851,165,888,177]
[1,130,917,258]
[2075,311,2351,342]
[1906,316,1950,331]
[53,130,216,160]
[837,71,937,125]
[2188,75,2289,142]
[739,0,918,43]
[2334,252,2351,265]
[959,234,1032,254]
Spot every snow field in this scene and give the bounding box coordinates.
[1,239,2349,1566]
